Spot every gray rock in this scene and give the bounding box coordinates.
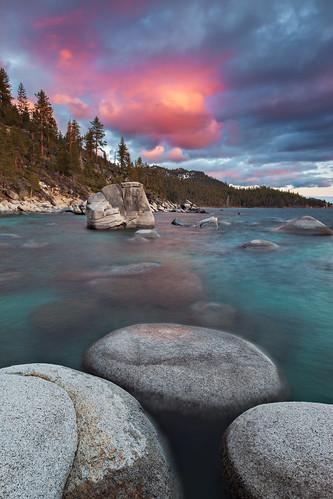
[275,215,333,235]
[83,324,286,422]
[0,373,77,499]
[84,324,286,498]
[241,239,280,250]
[87,182,155,230]
[223,402,333,499]
[135,229,160,239]
[198,216,219,228]
[171,218,192,227]
[1,364,179,499]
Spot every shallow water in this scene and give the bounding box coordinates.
[0,208,333,403]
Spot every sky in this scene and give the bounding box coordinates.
[1,0,333,199]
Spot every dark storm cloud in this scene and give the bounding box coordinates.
[0,0,332,190]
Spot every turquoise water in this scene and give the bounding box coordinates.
[0,208,332,404]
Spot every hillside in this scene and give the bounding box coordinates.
[0,67,329,210]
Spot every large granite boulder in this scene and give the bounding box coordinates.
[0,364,180,499]
[275,215,333,235]
[86,182,155,230]
[0,374,77,499]
[83,324,287,498]
[223,402,333,499]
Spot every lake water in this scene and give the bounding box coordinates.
[1,207,333,497]
[0,208,333,403]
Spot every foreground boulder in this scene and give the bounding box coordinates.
[275,215,333,235]
[0,374,77,499]
[0,364,180,499]
[84,324,286,498]
[223,402,333,499]
[241,239,279,250]
[86,182,155,230]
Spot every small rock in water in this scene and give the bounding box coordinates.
[0,233,20,239]
[108,262,161,276]
[241,239,280,250]
[0,364,180,499]
[275,215,333,235]
[197,216,219,228]
[135,229,160,240]
[171,218,192,227]
[22,240,49,249]
[223,402,333,499]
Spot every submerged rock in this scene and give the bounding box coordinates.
[275,215,333,235]
[84,324,286,497]
[135,229,160,240]
[190,301,237,329]
[241,239,279,250]
[198,216,219,228]
[86,182,155,230]
[223,402,333,499]
[0,373,77,499]
[1,364,180,499]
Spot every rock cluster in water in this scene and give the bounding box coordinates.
[0,364,179,499]
[84,323,287,496]
[86,182,155,230]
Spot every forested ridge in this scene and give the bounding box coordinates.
[0,68,329,208]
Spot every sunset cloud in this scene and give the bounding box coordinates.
[2,0,332,196]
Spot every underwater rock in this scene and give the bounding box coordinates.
[275,216,333,235]
[135,229,160,240]
[223,402,333,499]
[241,239,279,250]
[190,301,237,329]
[171,219,192,227]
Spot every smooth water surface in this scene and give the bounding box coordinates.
[0,208,333,404]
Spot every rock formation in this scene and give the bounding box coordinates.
[86,182,155,230]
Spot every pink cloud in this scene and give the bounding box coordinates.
[142,145,165,161]
[167,147,187,162]
[98,61,223,149]
[53,94,91,118]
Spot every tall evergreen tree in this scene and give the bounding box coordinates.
[88,116,106,158]
[32,90,57,156]
[16,82,30,125]
[84,129,95,159]
[117,136,131,174]
[0,67,12,106]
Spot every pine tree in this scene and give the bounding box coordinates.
[0,67,12,106]
[135,156,143,167]
[88,116,106,158]
[16,82,30,125]
[84,129,95,159]
[117,136,131,174]
[32,90,58,156]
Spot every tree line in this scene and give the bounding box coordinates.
[0,67,329,207]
